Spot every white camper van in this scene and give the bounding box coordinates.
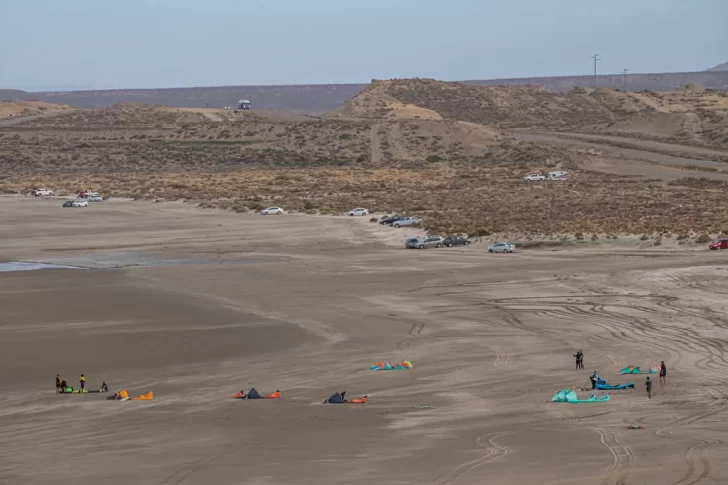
[547,171,568,181]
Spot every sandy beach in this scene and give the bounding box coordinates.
[1,196,727,485]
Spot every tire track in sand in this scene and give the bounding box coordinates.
[396,321,424,350]
[670,439,720,485]
[654,406,728,485]
[589,426,635,485]
[429,432,511,485]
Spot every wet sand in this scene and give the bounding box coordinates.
[1,197,727,484]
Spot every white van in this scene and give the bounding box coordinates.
[547,171,568,181]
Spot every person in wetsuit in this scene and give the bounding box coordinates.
[659,361,667,385]
[573,350,584,370]
[645,376,652,399]
[56,374,62,393]
[589,371,597,389]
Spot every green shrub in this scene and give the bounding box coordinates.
[695,234,712,244]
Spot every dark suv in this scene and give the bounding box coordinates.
[443,235,470,247]
[380,215,403,225]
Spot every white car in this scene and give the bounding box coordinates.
[523,173,546,182]
[347,208,369,216]
[488,242,515,253]
[33,188,54,196]
[260,207,284,215]
[71,199,89,207]
[393,217,421,228]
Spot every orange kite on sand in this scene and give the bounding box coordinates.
[323,391,368,404]
[232,388,281,399]
[108,389,153,401]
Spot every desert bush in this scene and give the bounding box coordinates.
[575,232,584,240]
[695,234,712,244]
[426,155,441,163]
[640,234,650,241]
[369,217,378,222]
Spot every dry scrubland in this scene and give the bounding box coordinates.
[2,79,728,238]
[0,100,72,119]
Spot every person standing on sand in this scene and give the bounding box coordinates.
[574,350,584,370]
[645,376,652,399]
[659,361,667,385]
[79,374,86,392]
[56,374,62,393]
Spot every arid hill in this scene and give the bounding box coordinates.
[0,100,72,120]
[331,79,728,148]
[706,61,728,72]
[3,70,728,113]
[1,101,501,172]
[3,80,728,238]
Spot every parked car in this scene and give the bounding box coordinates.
[347,208,369,216]
[260,207,284,215]
[87,195,103,202]
[393,217,420,228]
[709,239,728,250]
[64,199,88,207]
[33,188,54,196]
[443,235,470,247]
[406,235,444,249]
[523,173,545,182]
[380,215,403,225]
[77,191,100,198]
[488,242,515,253]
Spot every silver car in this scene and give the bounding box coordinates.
[488,242,515,253]
[393,216,421,228]
[406,235,444,249]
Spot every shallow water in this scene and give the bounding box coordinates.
[29,251,281,269]
[0,261,83,272]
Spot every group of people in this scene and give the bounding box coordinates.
[577,352,668,399]
[55,374,86,393]
[646,361,668,398]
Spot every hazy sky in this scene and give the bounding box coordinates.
[1,0,726,91]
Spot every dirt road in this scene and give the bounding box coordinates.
[1,198,727,484]
[515,131,728,171]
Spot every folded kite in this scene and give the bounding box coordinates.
[323,391,368,404]
[595,381,634,390]
[619,366,658,375]
[233,388,281,399]
[551,389,610,403]
[108,389,153,401]
[371,360,412,371]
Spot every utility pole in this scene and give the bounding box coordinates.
[621,69,629,87]
[591,54,600,87]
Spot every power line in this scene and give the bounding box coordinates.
[621,69,629,87]
[591,54,600,87]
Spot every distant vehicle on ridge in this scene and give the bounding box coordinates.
[523,173,545,182]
